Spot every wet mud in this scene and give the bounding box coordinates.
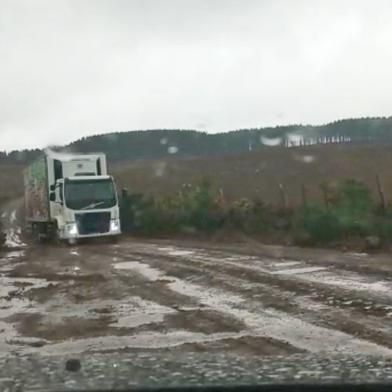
[1,218,392,358]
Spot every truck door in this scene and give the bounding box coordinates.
[54,159,63,182]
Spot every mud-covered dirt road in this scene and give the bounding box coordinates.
[1,236,392,359]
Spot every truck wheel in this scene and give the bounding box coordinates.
[31,223,46,244]
[67,238,78,246]
[46,222,66,246]
[53,229,61,245]
[110,236,119,244]
[31,223,38,243]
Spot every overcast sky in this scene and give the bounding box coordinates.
[1,0,392,151]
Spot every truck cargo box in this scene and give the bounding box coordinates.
[24,156,50,222]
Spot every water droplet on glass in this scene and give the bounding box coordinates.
[293,154,316,163]
[104,134,118,142]
[260,136,282,146]
[168,146,178,154]
[287,133,305,146]
[154,162,166,177]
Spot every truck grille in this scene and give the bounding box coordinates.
[75,212,110,235]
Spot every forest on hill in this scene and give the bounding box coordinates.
[1,116,392,164]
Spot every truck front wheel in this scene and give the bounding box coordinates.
[49,222,62,245]
[67,238,78,246]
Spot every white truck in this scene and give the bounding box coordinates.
[24,151,121,242]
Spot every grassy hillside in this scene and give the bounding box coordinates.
[114,143,392,206]
[3,143,392,208]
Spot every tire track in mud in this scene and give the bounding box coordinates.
[104,244,392,351]
[95,244,392,357]
[119,243,392,307]
[3,240,392,358]
[2,245,291,357]
[110,244,392,312]
[175,240,392,277]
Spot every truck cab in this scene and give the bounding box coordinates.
[50,175,121,240]
[24,151,121,242]
[48,154,121,241]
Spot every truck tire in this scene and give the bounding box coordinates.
[110,235,119,244]
[31,222,46,244]
[50,223,61,245]
[67,238,78,246]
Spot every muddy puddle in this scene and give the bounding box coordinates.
[1,208,26,249]
[0,274,55,353]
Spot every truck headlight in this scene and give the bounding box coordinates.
[65,223,78,236]
[110,219,121,232]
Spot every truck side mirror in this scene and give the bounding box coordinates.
[50,184,55,191]
[49,192,56,202]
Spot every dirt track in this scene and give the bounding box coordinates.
[1,235,392,359]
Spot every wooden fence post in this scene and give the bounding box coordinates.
[376,173,386,213]
[301,184,307,208]
[278,183,288,209]
[320,183,329,210]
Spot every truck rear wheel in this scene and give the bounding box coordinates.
[31,222,47,244]
[109,235,119,244]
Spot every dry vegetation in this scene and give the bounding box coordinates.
[2,144,392,207]
[113,143,392,206]
[3,143,392,248]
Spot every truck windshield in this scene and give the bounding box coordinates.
[64,179,117,210]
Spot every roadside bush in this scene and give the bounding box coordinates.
[135,197,184,235]
[369,216,392,242]
[337,179,372,213]
[334,180,373,237]
[338,214,372,237]
[293,206,342,244]
[320,180,340,207]
[176,180,224,232]
[226,198,253,231]
[121,180,225,235]
[270,206,293,231]
[119,177,391,249]
[120,192,144,232]
[311,180,374,240]
[224,198,291,234]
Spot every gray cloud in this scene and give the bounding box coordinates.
[1,0,392,150]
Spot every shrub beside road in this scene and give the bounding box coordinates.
[120,178,392,249]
